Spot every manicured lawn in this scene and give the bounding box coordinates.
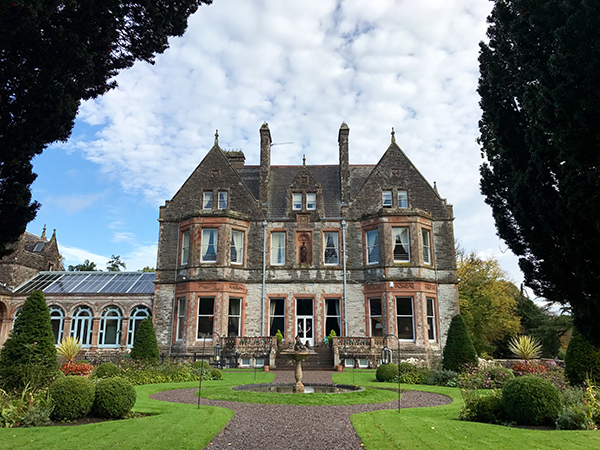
[335,370,600,450]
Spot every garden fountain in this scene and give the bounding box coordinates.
[279,336,316,392]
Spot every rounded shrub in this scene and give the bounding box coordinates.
[564,330,600,386]
[191,360,211,373]
[94,362,120,379]
[92,377,137,419]
[49,376,95,421]
[398,362,415,375]
[210,369,222,380]
[376,363,398,382]
[442,314,478,372]
[502,376,562,425]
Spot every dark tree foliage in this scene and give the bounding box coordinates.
[478,0,600,345]
[0,290,58,390]
[68,259,98,271]
[0,0,212,257]
[442,314,478,372]
[106,254,126,272]
[564,330,600,386]
[130,317,160,364]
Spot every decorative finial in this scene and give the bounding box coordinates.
[214,129,219,146]
[302,154,306,165]
[433,181,438,194]
[41,225,47,240]
[391,127,396,144]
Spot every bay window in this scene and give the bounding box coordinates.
[397,297,414,340]
[392,227,410,262]
[366,229,379,264]
[230,230,244,264]
[197,297,215,339]
[422,229,432,264]
[201,229,218,262]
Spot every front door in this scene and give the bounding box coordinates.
[296,298,314,347]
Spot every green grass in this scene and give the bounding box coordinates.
[340,370,600,450]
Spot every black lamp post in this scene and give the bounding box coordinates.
[213,331,222,369]
[383,334,401,415]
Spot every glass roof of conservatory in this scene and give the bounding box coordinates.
[14,272,155,295]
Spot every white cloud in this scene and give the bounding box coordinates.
[59,244,109,269]
[44,191,107,214]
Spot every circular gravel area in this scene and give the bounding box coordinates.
[150,371,452,450]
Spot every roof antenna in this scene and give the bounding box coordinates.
[302,154,306,165]
[214,130,219,146]
[391,127,396,144]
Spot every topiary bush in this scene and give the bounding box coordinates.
[0,290,59,391]
[398,362,415,375]
[191,360,211,373]
[210,369,222,380]
[376,363,398,382]
[564,330,600,386]
[49,376,95,421]
[130,318,160,365]
[442,314,478,372]
[502,375,562,426]
[459,390,505,424]
[92,377,137,419]
[94,362,120,379]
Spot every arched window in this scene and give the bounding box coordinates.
[127,305,151,348]
[99,306,122,348]
[49,306,65,345]
[71,306,93,347]
[11,307,21,330]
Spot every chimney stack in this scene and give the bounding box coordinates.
[338,122,350,205]
[259,123,272,207]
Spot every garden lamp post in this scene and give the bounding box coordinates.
[383,334,401,415]
[213,331,222,369]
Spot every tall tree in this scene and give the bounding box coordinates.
[478,0,600,345]
[68,259,98,272]
[457,252,520,355]
[0,0,212,257]
[106,254,126,272]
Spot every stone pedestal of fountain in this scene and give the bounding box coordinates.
[281,345,315,392]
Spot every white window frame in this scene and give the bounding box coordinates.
[230,230,244,264]
[176,298,185,341]
[398,190,408,208]
[358,358,369,368]
[181,230,190,265]
[344,358,355,368]
[71,306,93,347]
[218,191,228,209]
[426,297,437,341]
[270,232,286,266]
[269,298,285,338]
[201,228,218,263]
[323,231,339,265]
[382,190,392,207]
[203,191,213,209]
[397,297,415,341]
[228,298,241,337]
[292,193,302,210]
[98,306,122,348]
[50,305,65,345]
[325,298,341,337]
[369,298,383,337]
[422,229,432,265]
[392,227,410,262]
[366,229,379,264]
[197,297,214,339]
[128,305,151,347]
[306,193,316,210]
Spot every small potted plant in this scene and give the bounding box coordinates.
[275,329,284,349]
[327,329,337,347]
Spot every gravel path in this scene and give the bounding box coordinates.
[150,371,452,450]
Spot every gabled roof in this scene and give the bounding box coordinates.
[14,272,155,295]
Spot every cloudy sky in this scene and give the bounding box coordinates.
[28,0,526,284]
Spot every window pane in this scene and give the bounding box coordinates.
[181,231,190,265]
[198,297,214,315]
[382,190,392,207]
[202,229,218,262]
[427,298,436,341]
[324,232,339,265]
[203,192,213,209]
[231,230,244,264]
[198,297,214,338]
[397,297,412,315]
[270,232,285,265]
[397,297,414,340]
[306,193,316,210]
[367,230,379,264]
[370,299,382,337]
[218,192,228,209]
[269,317,284,337]
[293,193,302,210]
[422,229,431,264]
[297,298,313,316]
[398,190,408,208]
[393,227,410,262]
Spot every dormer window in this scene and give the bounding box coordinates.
[293,193,302,210]
[306,193,316,210]
[203,192,213,209]
[218,192,228,209]
[398,190,408,208]
[382,191,392,207]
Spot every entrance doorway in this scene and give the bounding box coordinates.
[296,298,314,347]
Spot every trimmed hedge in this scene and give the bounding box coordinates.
[442,314,478,372]
[502,375,561,426]
[92,377,137,419]
[376,363,398,382]
[49,376,95,421]
[564,330,600,386]
[94,362,120,379]
[130,318,160,364]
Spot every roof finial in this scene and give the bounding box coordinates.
[391,127,396,144]
[302,154,306,165]
[41,225,47,240]
[433,181,439,194]
[214,129,219,146]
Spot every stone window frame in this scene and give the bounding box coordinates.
[323,230,340,266]
[98,305,123,349]
[127,305,151,347]
[201,228,219,263]
[175,297,186,341]
[197,296,215,340]
[49,305,65,345]
[396,297,415,341]
[290,191,319,212]
[230,229,245,265]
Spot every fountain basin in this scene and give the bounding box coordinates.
[233,383,364,394]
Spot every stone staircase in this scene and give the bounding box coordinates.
[274,345,334,370]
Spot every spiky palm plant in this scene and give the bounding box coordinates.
[508,335,543,360]
[57,336,82,363]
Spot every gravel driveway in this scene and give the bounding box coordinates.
[150,371,452,449]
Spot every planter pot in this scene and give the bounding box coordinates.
[263,365,270,372]
[335,365,343,372]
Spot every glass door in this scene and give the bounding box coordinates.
[296,298,314,347]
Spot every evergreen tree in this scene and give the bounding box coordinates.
[564,330,600,386]
[130,318,160,365]
[0,290,58,390]
[478,0,600,345]
[442,314,478,372]
[0,1,212,256]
